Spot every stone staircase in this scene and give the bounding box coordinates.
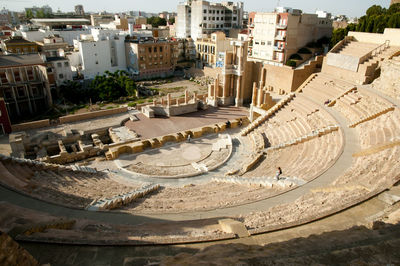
[241,93,296,136]
[212,175,306,188]
[86,184,160,211]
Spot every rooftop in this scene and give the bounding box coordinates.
[0,54,44,67]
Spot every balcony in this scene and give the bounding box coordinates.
[276,24,287,30]
[274,35,285,41]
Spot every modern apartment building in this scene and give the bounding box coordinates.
[251,7,332,65]
[70,31,127,79]
[176,0,244,39]
[195,31,233,68]
[125,37,178,79]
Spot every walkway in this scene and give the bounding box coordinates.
[0,92,360,224]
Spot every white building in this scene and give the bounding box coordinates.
[70,29,128,79]
[176,0,244,40]
[20,28,91,45]
[251,8,332,65]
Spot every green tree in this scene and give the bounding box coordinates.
[60,80,88,104]
[147,16,167,28]
[25,9,33,19]
[90,70,136,102]
[168,17,175,24]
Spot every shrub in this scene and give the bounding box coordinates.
[289,53,303,60]
[285,60,297,67]
[298,47,312,54]
[128,102,136,107]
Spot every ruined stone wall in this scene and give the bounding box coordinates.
[11,119,50,132]
[59,107,128,124]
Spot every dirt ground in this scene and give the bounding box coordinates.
[152,79,208,98]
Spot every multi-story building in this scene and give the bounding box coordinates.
[74,5,85,16]
[176,0,244,39]
[70,30,127,79]
[0,54,54,123]
[125,37,178,79]
[45,56,73,86]
[391,0,400,5]
[251,7,332,65]
[36,35,69,57]
[1,36,39,54]
[195,31,232,68]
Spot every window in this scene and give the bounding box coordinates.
[148,47,152,53]
[160,47,163,52]
[59,73,64,79]
[154,47,157,52]
[204,9,207,13]
[31,47,35,52]
[57,62,62,68]
[212,17,215,20]
[221,11,224,14]
[64,62,69,67]
[216,17,219,20]
[261,41,265,45]
[23,48,28,53]
[204,16,207,20]
[140,56,144,61]
[17,87,25,97]
[267,41,272,45]
[233,17,237,21]
[209,10,212,13]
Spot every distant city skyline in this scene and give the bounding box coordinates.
[0,0,391,18]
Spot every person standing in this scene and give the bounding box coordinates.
[275,167,282,181]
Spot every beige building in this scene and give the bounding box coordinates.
[251,8,332,65]
[125,37,178,79]
[36,35,69,57]
[391,0,400,5]
[195,31,233,68]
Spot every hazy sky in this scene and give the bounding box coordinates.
[0,0,391,18]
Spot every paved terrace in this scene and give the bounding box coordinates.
[125,106,248,139]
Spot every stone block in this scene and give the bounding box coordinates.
[218,219,249,237]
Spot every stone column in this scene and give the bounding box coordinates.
[208,84,214,98]
[257,88,264,107]
[214,78,218,98]
[184,89,189,104]
[223,74,229,98]
[161,97,165,106]
[193,92,197,102]
[167,93,171,107]
[235,76,243,107]
[153,99,157,106]
[251,82,257,107]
